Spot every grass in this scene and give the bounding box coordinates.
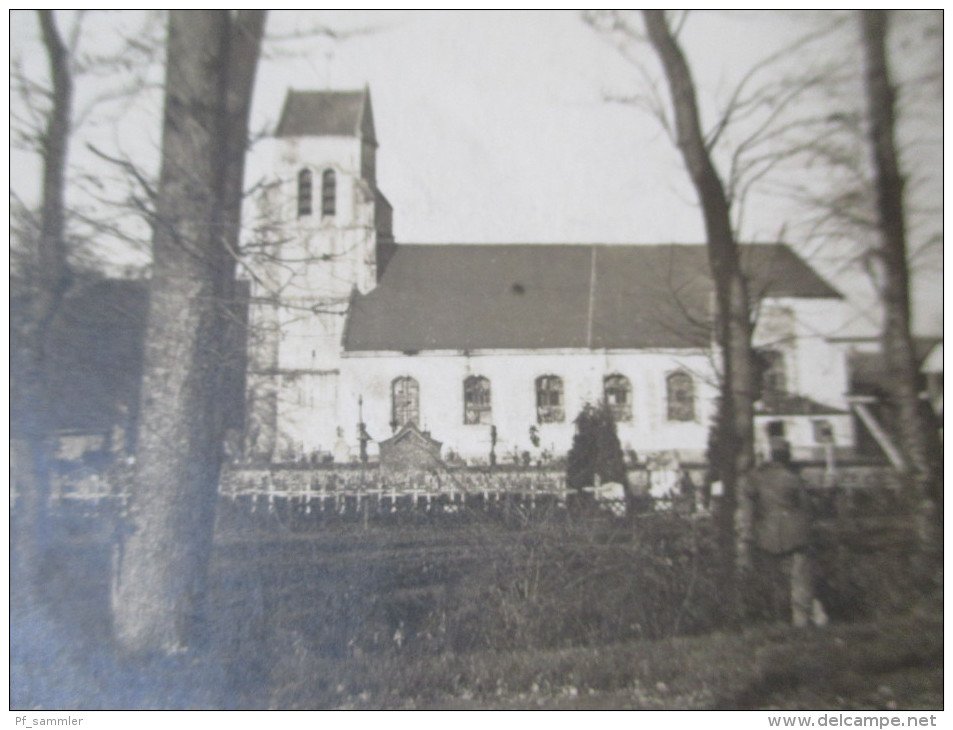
[10,501,943,710]
[265,608,943,709]
[13,589,940,710]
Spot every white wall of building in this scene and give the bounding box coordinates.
[337,349,718,464]
[753,299,850,412]
[251,297,858,463]
[786,298,852,411]
[753,415,854,462]
[244,128,384,459]
[248,293,857,464]
[750,298,854,454]
[263,134,379,302]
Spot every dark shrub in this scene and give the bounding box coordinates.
[566,403,629,493]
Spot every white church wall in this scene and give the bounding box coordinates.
[276,136,362,218]
[273,309,347,371]
[246,296,856,464]
[339,349,718,463]
[270,135,379,297]
[242,124,386,462]
[272,370,342,460]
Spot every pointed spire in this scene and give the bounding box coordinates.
[358,84,378,146]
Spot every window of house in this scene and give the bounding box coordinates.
[666,371,695,422]
[297,169,312,217]
[757,349,787,408]
[536,375,565,423]
[603,374,632,422]
[391,376,419,430]
[812,419,834,444]
[464,376,492,425]
[321,168,336,217]
[766,420,785,437]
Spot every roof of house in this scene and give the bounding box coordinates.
[275,88,376,143]
[848,336,942,396]
[344,243,841,353]
[45,279,148,434]
[921,341,942,374]
[44,278,248,437]
[755,394,848,417]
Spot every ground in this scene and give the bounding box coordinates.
[10,499,943,710]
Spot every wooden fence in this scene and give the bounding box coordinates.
[43,459,904,521]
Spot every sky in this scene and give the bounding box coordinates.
[9,10,943,336]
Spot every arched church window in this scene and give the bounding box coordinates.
[666,371,695,422]
[536,375,565,424]
[321,168,336,217]
[464,376,492,425]
[604,373,632,422]
[297,168,312,217]
[391,376,419,430]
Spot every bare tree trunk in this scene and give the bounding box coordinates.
[11,9,73,602]
[860,10,941,545]
[642,11,756,591]
[215,10,266,455]
[112,10,264,655]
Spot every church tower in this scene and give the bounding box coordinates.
[244,87,393,460]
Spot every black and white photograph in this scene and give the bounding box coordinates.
[9,9,943,716]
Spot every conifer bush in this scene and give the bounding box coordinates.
[565,402,629,492]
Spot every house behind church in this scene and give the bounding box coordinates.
[242,88,856,466]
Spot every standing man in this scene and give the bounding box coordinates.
[749,436,827,627]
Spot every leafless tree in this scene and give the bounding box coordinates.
[11,11,166,265]
[10,11,74,602]
[10,10,179,610]
[637,12,757,603]
[111,10,266,655]
[859,10,941,545]
[585,10,935,608]
[755,12,941,334]
[583,11,842,549]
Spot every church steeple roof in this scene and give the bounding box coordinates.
[275,87,376,143]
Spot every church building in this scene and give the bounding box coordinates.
[242,88,855,466]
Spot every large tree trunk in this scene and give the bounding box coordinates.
[112,10,264,654]
[11,9,73,603]
[860,10,941,545]
[642,11,756,586]
[215,11,266,454]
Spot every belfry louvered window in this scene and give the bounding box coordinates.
[321,168,336,217]
[297,169,312,217]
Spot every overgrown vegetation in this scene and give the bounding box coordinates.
[11,494,938,709]
[266,608,942,710]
